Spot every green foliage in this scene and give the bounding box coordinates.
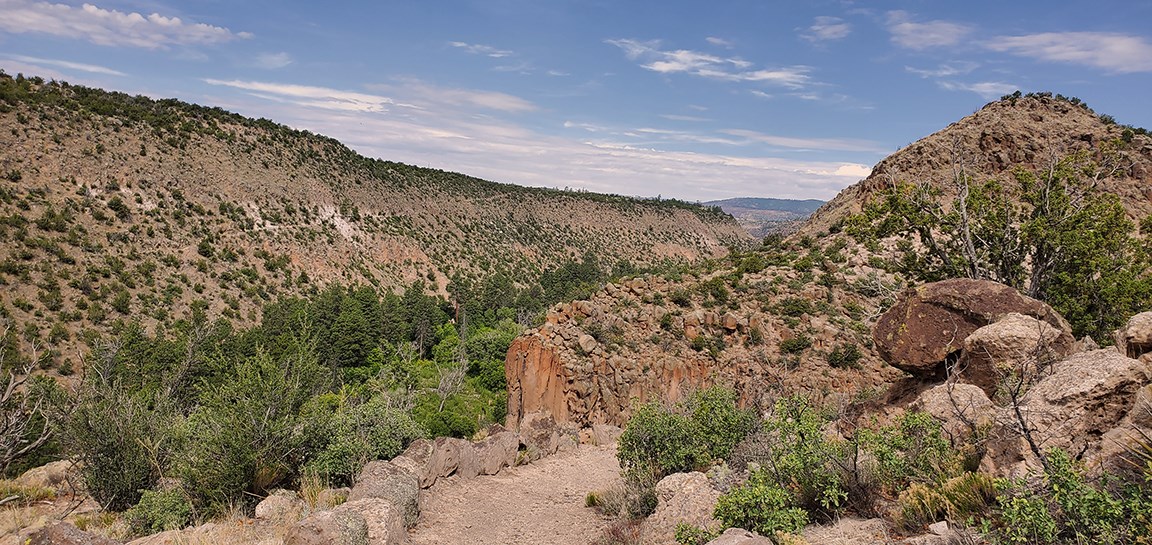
[124,489,193,535]
[778,335,812,354]
[303,395,426,486]
[845,150,1152,342]
[758,396,847,514]
[617,386,755,480]
[858,411,962,494]
[825,343,862,368]
[714,469,808,537]
[177,345,326,514]
[674,523,720,545]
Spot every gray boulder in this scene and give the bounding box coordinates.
[348,460,419,528]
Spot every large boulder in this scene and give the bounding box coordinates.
[980,349,1151,478]
[390,439,435,488]
[642,472,721,545]
[284,507,369,545]
[874,279,1072,376]
[15,460,76,492]
[518,411,560,461]
[425,436,468,484]
[1114,311,1152,362]
[461,430,519,477]
[960,312,1075,397]
[347,460,419,528]
[254,489,304,522]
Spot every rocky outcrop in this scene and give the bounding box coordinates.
[910,382,994,444]
[960,312,1075,396]
[1115,311,1152,362]
[980,349,1151,477]
[874,279,1072,377]
[460,430,519,477]
[505,274,900,428]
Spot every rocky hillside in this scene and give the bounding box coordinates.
[504,93,1152,429]
[0,74,749,363]
[798,92,1152,237]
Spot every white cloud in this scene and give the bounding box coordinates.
[802,16,851,42]
[254,52,293,70]
[606,39,811,88]
[660,114,710,122]
[203,79,395,112]
[905,61,979,78]
[886,11,971,50]
[448,41,513,58]
[938,81,1018,100]
[986,32,1152,73]
[3,54,124,75]
[366,80,537,113]
[720,129,889,153]
[706,36,734,48]
[0,0,250,49]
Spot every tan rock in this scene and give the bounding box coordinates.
[1114,311,1152,360]
[285,505,369,545]
[578,334,598,354]
[348,460,419,527]
[26,522,121,545]
[642,472,721,545]
[909,382,994,443]
[15,460,76,491]
[463,431,518,476]
[391,439,434,488]
[706,527,776,545]
[722,312,740,330]
[504,335,568,427]
[254,489,304,522]
[980,349,1151,478]
[518,411,559,461]
[592,424,623,446]
[961,312,1074,397]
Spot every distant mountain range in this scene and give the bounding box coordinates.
[704,197,826,237]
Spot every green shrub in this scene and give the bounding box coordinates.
[825,343,862,368]
[303,396,426,486]
[858,411,961,494]
[674,522,720,545]
[776,297,813,317]
[758,396,847,513]
[124,489,192,535]
[779,335,812,354]
[681,386,757,462]
[714,469,808,537]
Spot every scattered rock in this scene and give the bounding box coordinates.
[578,334,598,354]
[642,472,721,545]
[960,312,1074,396]
[254,489,304,522]
[348,460,419,527]
[1114,311,1152,360]
[706,527,776,545]
[26,522,121,545]
[874,279,1071,377]
[928,521,949,535]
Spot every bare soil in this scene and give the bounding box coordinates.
[408,444,620,545]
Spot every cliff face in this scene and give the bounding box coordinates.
[504,268,904,428]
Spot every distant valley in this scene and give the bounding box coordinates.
[704,197,825,237]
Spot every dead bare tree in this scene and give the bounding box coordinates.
[0,320,54,474]
[435,310,469,413]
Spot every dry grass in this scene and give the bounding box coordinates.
[590,519,644,545]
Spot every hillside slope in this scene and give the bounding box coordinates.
[798,93,1152,237]
[0,74,749,363]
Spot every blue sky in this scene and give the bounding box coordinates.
[2,0,1151,201]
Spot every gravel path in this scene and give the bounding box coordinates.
[408,444,620,545]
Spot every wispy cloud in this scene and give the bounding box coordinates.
[3,54,124,75]
[937,81,1018,100]
[721,129,889,153]
[802,16,851,43]
[660,114,710,122]
[366,80,537,113]
[905,61,979,78]
[0,0,250,49]
[203,79,395,112]
[986,32,1152,73]
[705,36,734,48]
[254,52,293,70]
[886,11,971,50]
[448,41,513,58]
[607,39,811,88]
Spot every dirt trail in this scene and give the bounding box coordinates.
[408,444,620,545]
